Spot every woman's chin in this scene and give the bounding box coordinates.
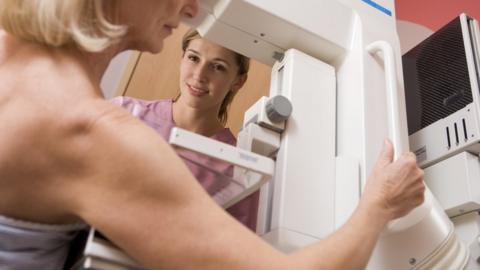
[133,41,164,54]
[147,43,164,54]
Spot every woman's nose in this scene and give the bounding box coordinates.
[182,0,199,19]
[192,63,208,82]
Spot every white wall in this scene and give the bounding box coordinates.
[396,20,433,54]
[100,51,133,99]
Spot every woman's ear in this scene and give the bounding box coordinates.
[231,74,248,94]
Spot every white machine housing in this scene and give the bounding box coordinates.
[186,0,469,269]
[425,151,480,218]
[405,14,480,169]
[76,1,478,269]
[403,15,480,267]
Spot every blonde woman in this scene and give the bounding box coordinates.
[0,1,425,269]
[111,29,259,231]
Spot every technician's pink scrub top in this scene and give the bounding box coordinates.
[110,97,259,231]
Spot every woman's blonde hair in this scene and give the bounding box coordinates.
[0,0,126,52]
[180,29,250,125]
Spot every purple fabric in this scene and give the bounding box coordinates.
[110,96,259,231]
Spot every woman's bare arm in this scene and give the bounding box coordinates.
[0,35,424,269]
[67,102,424,270]
[291,143,424,269]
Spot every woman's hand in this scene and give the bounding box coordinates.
[360,139,425,221]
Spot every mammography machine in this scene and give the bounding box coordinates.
[73,0,480,269]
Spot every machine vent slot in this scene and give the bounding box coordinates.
[462,118,468,141]
[403,17,473,135]
[446,126,451,149]
[454,123,460,145]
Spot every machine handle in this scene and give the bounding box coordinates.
[367,41,431,233]
[366,41,403,159]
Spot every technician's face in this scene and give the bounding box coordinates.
[179,38,244,112]
[114,0,199,53]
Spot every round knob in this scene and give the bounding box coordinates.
[265,95,292,123]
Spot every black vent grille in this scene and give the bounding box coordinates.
[403,17,473,135]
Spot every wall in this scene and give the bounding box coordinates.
[396,0,480,31]
[100,2,480,106]
[100,51,133,98]
[396,0,480,53]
